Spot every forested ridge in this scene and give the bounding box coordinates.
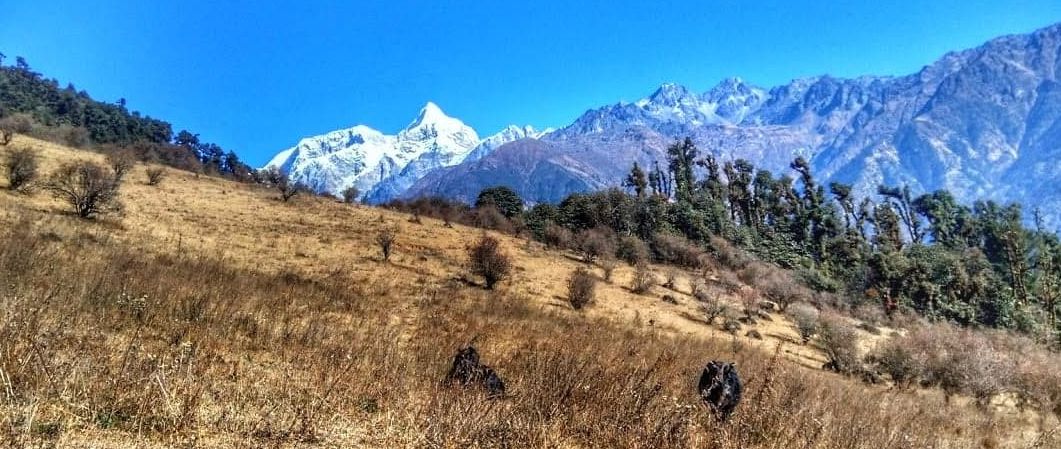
[0,54,252,179]
[395,137,1061,343]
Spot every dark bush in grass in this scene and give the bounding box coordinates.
[567,267,597,310]
[469,234,512,290]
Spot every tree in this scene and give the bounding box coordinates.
[3,147,39,192]
[475,186,523,218]
[342,186,360,204]
[45,161,122,218]
[260,167,304,202]
[624,162,648,197]
[878,185,924,244]
[667,137,698,202]
[468,234,511,289]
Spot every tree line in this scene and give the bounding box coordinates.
[391,137,1061,344]
[0,54,252,179]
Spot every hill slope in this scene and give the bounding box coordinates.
[0,136,1051,447]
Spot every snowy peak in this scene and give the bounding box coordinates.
[406,101,452,130]
[267,102,545,202]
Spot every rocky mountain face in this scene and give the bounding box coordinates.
[269,23,1061,226]
[403,23,1061,226]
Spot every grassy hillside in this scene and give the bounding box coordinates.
[0,135,1056,448]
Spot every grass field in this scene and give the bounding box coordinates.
[1,135,1056,448]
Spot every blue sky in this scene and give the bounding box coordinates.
[3,1,1060,166]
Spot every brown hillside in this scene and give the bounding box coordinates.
[0,135,1053,448]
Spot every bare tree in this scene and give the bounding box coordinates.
[260,167,305,202]
[45,161,122,218]
[106,148,137,183]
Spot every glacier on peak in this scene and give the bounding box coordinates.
[265,102,547,203]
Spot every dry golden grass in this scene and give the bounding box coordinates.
[0,135,1056,447]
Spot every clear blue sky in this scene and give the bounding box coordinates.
[3,1,1060,166]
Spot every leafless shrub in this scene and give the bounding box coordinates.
[867,338,920,390]
[45,160,122,218]
[106,148,137,183]
[469,234,511,289]
[567,267,597,310]
[710,236,751,270]
[3,146,39,192]
[788,302,819,344]
[701,294,728,325]
[740,261,811,310]
[145,167,166,186]
[662,269,679,290]
[817,313,862,374]
[599,257,618,282]
[542,224,573,249]
[0,127,12,146]
[376,227,398,262]
[651,233,704,268]
[630,262,656,294]
[577,227,616,263]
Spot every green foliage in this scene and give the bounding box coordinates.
[0,57,252,179]
[475,186,523,218]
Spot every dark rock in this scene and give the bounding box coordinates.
[745,330,763,340]
[698,361,742,421]
[662,294,679,304]
[445,346,506,398]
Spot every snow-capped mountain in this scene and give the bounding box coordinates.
[406,22,1061,227]
[265,102,547,201]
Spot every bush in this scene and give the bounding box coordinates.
[577,227,616,263]
[616,235,650,266]
[740,261,811,310]
[45,160,122,218]
[710,236,751,270]
[567,267,597,310]
[787,302,819,344]
[882,325,1015,405]
[145,167,166,186]
[542,224,573,249]
[0,113,34,135]
[701,294,728,325]
[817,313,861,375]
[472,205,514,234]
[867,338,920,389]
[376,227,398,262]
[342,186,360,204]
[106,149,136,183]
[469,234,511,290]
[651,233,704,268]
[3,146,39,192]
[0,128,11,146]
[630,262,656,294]
[599,257,618,282]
